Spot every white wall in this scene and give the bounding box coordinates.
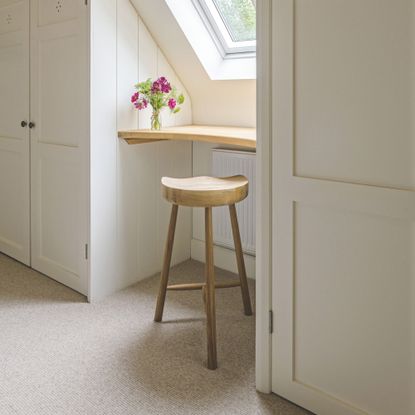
[89,0,118,301]
[90,0,256,300]
[117,0,193,292]
[90,0,192,300]
[130,0,256,128]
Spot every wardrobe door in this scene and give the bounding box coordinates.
[272,1,415,414]
[30,0,89,295]
[0,0,30,265]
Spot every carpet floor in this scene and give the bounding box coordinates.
[0,254,311,415]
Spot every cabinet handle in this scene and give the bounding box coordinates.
[29,122,35,129]
[21,121,28,128]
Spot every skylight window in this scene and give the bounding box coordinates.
[194,0,256,56]
[166,0,256,79]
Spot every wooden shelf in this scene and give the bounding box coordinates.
[118,125,256,149]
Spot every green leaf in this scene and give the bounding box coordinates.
[173,107,181,114]
[178,94,185,105]
[136,78,152,95]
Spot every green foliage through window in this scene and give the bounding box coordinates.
[212,0,256,42]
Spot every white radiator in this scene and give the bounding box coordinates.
[211,149,256,255]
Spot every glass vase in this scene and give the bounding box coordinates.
[151,109,161,131]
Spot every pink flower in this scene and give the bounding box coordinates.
[161,83,171,93]
[157,76,172,93]
[151,81,161,93]
[151,77,172,94]
[134,98,148,111]
[131,92,139,103]
[168,98,177,110]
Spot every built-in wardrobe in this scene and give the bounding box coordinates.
[0,0,89,294]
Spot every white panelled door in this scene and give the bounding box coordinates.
[30,0,88,294]
[0,0,30,265]
[273,1,414,415]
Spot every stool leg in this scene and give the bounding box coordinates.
[154,204,179,322]
[229,204,253,316]
[205,207,217,370]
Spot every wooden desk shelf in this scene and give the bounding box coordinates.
[118,125,256,149]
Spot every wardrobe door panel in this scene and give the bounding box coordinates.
[30,0,88,295]
[0,0,30,264]
[37,33,81,147]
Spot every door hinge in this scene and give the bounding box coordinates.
[269,310,274,334]
[85,244,88,260]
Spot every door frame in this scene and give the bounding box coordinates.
[255,0,273,393]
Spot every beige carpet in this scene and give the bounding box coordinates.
[0,254,310,415]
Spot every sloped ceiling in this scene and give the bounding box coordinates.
[130,0,256,127]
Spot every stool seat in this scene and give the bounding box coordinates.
[161,175,248,207]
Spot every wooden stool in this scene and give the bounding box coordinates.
[154,175,253,370]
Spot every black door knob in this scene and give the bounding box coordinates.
[21,121,28,127]
[29,122,35,129]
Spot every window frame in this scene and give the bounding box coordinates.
[192,0,256,58]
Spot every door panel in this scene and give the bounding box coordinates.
[293,0,414,190]
[30,0,88,294]
[293,202,413,415]
[36,150,81,274]
[37,33,81,147]
[0,0,30,264]
[273,1,415,415]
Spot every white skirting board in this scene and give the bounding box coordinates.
[191,238,256,280]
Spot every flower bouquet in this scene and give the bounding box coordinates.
[131,76,185,130]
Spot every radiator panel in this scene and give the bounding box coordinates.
[211,149,256,255]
